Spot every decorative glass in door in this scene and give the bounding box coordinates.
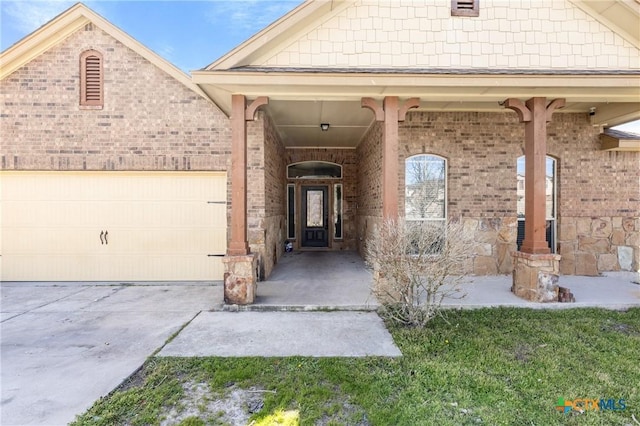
[301,186,328,247]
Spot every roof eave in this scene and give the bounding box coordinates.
[600,131,640,151]
[205,0,347,70]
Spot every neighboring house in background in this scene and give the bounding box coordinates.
[1,1,638,303]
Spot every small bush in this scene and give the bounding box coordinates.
[365,218,473,327]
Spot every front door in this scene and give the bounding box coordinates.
[301,186,329,247]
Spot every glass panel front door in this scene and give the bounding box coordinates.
[301,186,328,247]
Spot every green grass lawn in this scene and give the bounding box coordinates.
[73,308,639,426]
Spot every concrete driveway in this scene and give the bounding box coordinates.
[0,282,221,426]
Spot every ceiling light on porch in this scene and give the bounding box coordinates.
[320,123,330,131]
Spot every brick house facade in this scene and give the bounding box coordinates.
[1,2,638,302]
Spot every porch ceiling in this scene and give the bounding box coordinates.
[193,71,640,148]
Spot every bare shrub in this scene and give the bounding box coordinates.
[365,218,473,327]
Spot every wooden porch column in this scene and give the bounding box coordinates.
[228,94,268,256]
[362,96,420,218]
[224,94,267,306]
[504,97,565,254]
[504,97,565,303]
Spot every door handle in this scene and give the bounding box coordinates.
[100,230,109,245]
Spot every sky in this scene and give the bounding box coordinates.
[1,0,302,72]
[1,0,638,133]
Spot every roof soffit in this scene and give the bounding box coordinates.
[0,3,213,104]
[192,70,640,112]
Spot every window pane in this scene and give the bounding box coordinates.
[306,190,324,227]
[287,185,295,239]
[516,156,557,253]
[516,156,555,219]
[405,155,446,220]
[288,162,342,179]
[334,184,342,239]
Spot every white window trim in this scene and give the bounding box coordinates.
[404,154,448,223]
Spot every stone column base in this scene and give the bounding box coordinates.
[222,254,258,305]
[512,251,561,302]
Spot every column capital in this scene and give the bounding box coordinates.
[245,96,269,121]
[399,97,420,121]
[503,97,565,123]
[545,98,566,122]
[503,98,532,122]
[361,97,384,121]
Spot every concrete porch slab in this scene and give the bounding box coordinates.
[158,311,402,357]
[443,272,640,310]
[251,251,378,311]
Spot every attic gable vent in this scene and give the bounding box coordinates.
[451,0,479,17]
[80,50,103,107]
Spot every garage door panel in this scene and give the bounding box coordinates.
[92,174,227,202]
[2,227,226,255]
[105,228,226,254]
[2,255,223,281]
[3,201,100,228]
[98,202,225,228]
[1,228,102,254]
[1,171,227,281]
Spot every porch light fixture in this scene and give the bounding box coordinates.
[320,123,330,131]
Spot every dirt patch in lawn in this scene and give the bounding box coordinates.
[157,381,369,426]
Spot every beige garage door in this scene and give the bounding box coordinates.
[0,171,227,281]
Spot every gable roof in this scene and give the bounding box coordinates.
[207,0,640,71]
[206,0,349,70]
[569,0,640,49]
[0,3,212,103]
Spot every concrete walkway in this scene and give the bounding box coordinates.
[159,311,401,357]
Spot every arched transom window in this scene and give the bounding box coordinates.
[287,161,342,179]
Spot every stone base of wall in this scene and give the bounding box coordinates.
[222,254,258,305]
[461,217,518,275]
[559,216,639,275]
[512,251,561,302]
[249,215,285,281]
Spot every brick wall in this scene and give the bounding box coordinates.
[246,112,287,279]
[263,112,286,278]
[356,121,383,255]
[0,24,230,172]
[397,111,639,274]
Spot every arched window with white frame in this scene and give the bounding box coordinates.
[405,154,447,225]
[516,155,557,253]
